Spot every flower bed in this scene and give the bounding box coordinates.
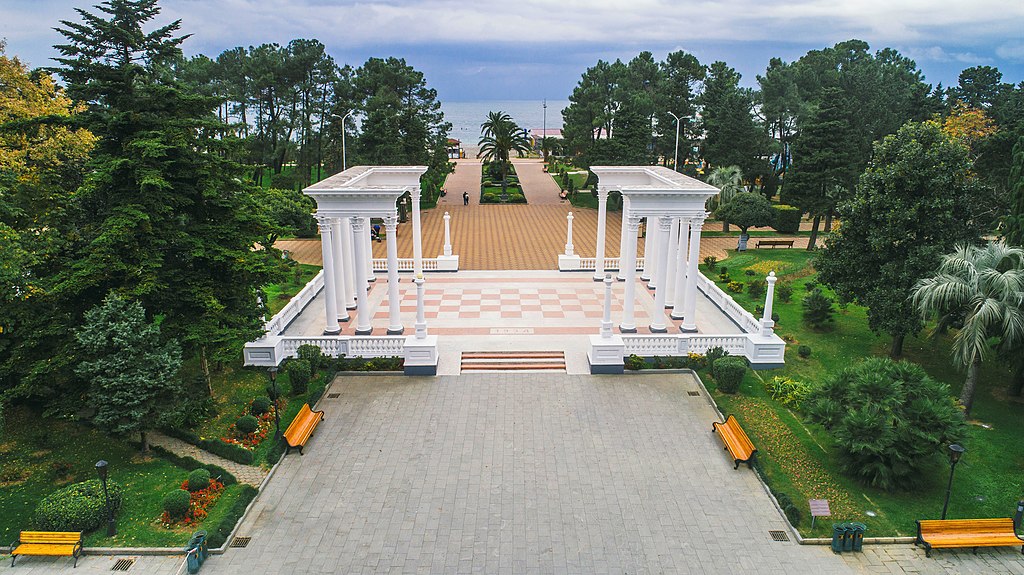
[220,398,284,450]
[161,478,225,528]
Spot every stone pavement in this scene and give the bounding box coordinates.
[149,432,268,486]
[0,554,184,574]
[201,373,851,575]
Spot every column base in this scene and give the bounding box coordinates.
[346,304,357,310]
[646,284,656,291]
[679,324,698,333]
[387,327,405,335]
[323,328,341,335]
[355,327,373,335]
[618,325,637,334]
[338,315,351,322]
[664,304,675,310]
[640,275,650,282]
[649,325,668,333]
[670,312,685,320]
[593,275,606,282]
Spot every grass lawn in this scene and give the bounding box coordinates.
[0,407,241,547]
[264,263,321,316]
[702,248,1024,538]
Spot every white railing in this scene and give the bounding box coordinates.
[371,258,440,271]
[575,257,644,271]
[694,273,761,334]
[620,335,685,356]
[245,335,406,366]
[264,271,324,337]
[620,333,782,367]
[685,335,750,356]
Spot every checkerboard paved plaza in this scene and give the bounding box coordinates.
[200,373,852,575]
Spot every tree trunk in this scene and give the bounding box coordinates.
[140,430,149,452]
[889,334,905,359]
[1008,362,1024,397]
[806,215,822,250]
[960,357,981,417]
[722,221,730,232]
[824,208,834,234]
[200,346,213,397]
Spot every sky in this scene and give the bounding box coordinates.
[2,0,1024,102]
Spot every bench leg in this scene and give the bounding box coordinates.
[733,460,740,470]
[298,446,304,455]
[10,554,14,567]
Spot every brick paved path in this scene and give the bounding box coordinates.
[149,432,267,486]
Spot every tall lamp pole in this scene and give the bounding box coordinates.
[940,444,966,520]
[95,460,116,536]
[333,111,354,171]
[667,111,682,172]
[269,367,281,439]
[542,100,547,159]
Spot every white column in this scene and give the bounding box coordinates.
[341,217,356,309]
[640,218,653,283]
[761,271,778,336]
[600,274,613,338]
[593,187,609,281]
[619,214,641,333]
[330,219,350,322]
[664,217,680,307]
[649,216,674,333]
[414,276,427,338]
[411,188,424,276]
[351,217,372,335]
[671,219,689,320]
[443,211,452,256]
[384,215,403,335]
[617,196,630,280]
[364,217,375,282]
[565,212,575,256]
[680,218,704,332]
[648,217,664,290]
[317,217,341,335]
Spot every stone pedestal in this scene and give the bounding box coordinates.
[436,255,459,271]
[403,335,438,375]
[588,334,625,374]
[558,254,582,270]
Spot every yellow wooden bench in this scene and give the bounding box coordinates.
[10,531,83,567]
[916,518,1024,557]
[284,403,324,455]
[712,414,757,469]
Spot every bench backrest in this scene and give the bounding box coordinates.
[724,415,754,449]
[19,531,82,544]
[918,518,1015,535]
[284,404,315,437]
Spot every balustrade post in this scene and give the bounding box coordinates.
[761,271,778,336]
[443,211,452,256]
[600,274,613,338]
[565,212,575,256]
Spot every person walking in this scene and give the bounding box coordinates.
[463,191,469,206]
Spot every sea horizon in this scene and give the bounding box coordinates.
[441,100,569,145]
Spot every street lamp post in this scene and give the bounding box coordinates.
[940,443,966,520]
[95,460,116,536]
[333,111,354,171]
[269,367,281,439]
[667,111,682,172]
[542,100,547,160]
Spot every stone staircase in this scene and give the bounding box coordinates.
[460,351,567,372]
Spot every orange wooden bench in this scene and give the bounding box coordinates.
[712,415,757,469]
[284,403,324,455]
[916,518,1024,557]
[10,531,83,567]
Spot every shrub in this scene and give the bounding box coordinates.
[713,357,747,394]
[804,357,966,491]
[286,359,311,395]
[197,439,254,464]
[802,289,835,328]
[162,489,191,521]
[507,193,526,203]
[624,354,646,371]
[49,460,74,480]
[765,376,812,410]
[705,346,729,375]
[296,344,324,373]
[235,415,259,435]
[187,468,211,492]
[776,282,793,303]
[726,281,744,293]
[744,269,756,276]
[747,280,765,299]
[33,479,124,532]
[772,204,803,234]
[804,280,818,291]
[797,345,812,358]
[250,396,272,417]
[703,255,718,272]
[265,383,279,401]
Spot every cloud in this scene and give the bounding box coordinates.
[996,42,1024,61]
[904,46,989,64]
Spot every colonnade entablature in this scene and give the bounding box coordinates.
[303,165,427,218]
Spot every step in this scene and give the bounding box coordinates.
[461,351,564,359]
[460,362,567,370]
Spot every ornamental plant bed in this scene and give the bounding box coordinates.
[221,398,285,450]
[160,478,225,529]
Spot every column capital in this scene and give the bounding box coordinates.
[766,271,778,285]
[350,216,365,232]
[626,215,641,232]
[317,216,333,234]
[409,186,421,199]
[657,215,673,232]
[383,215,398,229]
[689,217,705,231]
[597,186,610,199]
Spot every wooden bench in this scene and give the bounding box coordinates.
[712,415,757,469]
[284,403,324,455]
[10,531,83,567]
[916,518,1024,557]
[756,239,795,249]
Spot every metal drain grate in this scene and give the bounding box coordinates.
[111,558,135,571]
[326,393,340,399]
[769,530,790,542]
[230,536,252,548]
[687,391,700,396]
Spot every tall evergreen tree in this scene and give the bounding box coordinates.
[1007,136,1024,247]
[698,62,767,182]
[53,0,281,390]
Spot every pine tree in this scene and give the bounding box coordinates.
[1006,136,1024,247]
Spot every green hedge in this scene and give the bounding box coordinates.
[33,479,124,532]
[198,439,254,465]
[772,204,802,234]
[713,357,747,394]
[206,485,258,549]
[149,445,238,485]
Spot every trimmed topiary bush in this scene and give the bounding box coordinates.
[713,356,747,394]
[187,468,211,492]
[776,282,794,303]
[250,396,272,417]
[163,489,191,521]
[747,280,765,299]
[296,344,324,373]
[772,204,803,234]
[286,359,311,395]
[235,415,259,435]
[802,289,835,329]
[33,479,124,532]
[798,345,812,358]
[706,346,729,377]
[804,357,966,491]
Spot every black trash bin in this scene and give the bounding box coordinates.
[842,522,855,552]
[831,523,848,554]
[850,523,867,551]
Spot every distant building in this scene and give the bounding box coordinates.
[446,138,464,159]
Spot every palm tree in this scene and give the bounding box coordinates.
[912,242,1024,416]
[706,165,744,232]
[478,111,531,196]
